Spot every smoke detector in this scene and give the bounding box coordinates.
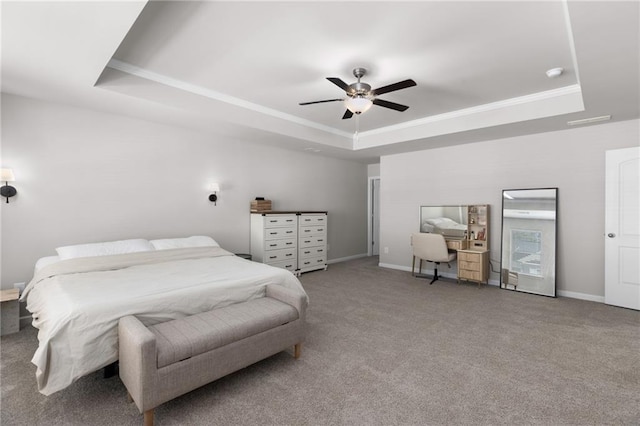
[546,67,564,78]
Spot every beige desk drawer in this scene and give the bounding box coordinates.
[458,251,482,262]
[299,246,326,259]
[265,227,297,240]
[459,260,481,272]
[265,238,296,250]
[299,235,326,248]
[459,270,482,281]
[263,248,296,262]
[299,255,326,269]
[267,259,297,272]
[446,239,467,250]
[299,215,327,226]
[299,226,326,237]
[264,215,297,227]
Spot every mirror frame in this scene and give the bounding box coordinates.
[500,188,558,297]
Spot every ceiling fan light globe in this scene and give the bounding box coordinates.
[345,96,373,114]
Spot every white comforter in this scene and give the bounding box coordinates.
[22,247,307,396]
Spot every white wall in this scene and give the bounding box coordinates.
[379,119,640,300]
[0,94,368,287]
[367,163,380,178]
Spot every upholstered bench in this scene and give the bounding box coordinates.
[118,284,306,426]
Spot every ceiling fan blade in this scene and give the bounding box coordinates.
[299,99,343,105]
[327,77,352,93]
[373,98,409,112]
[371,79,417,96]
[342,109,354,120]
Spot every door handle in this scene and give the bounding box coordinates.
[607,233,616,238]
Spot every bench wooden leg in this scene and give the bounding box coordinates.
[143,409,154,426]
[294,343,302,359]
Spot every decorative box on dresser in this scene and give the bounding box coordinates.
[457,204,490,287]
[251,211,328,275]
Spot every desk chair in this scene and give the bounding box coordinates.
[411,233,457,284]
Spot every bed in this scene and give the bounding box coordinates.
[421,217,467,238]
[21,236,308,396]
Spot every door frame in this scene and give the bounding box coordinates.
[367,176,380,256]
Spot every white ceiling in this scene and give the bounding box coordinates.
[2,1,638,163]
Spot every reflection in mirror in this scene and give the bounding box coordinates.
[419,206,468,238]
[500,188,558,297]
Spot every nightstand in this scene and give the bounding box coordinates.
[457,249,489,288]
[1,288,20,336]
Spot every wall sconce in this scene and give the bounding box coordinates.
[0,168,17,203]
[208,183,220,205]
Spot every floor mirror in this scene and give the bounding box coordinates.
[500,188,558,297]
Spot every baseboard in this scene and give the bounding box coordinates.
[327,253,368,264]
[378,263,602,301]
[557,290,605,303]
[378,262,411,272]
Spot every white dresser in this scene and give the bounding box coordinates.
[297,213,328,274]
[251,211,327,275]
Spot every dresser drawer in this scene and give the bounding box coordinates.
[264,215,297,227]
[267,259,297,272]
[299,235,326,248]
[265,227,297,240]
[299,215,327,226]
[263,248,296,262]
[299,226,326,237]
[299,246,326,259]
[265,238,296,250]
[298,255,326,269]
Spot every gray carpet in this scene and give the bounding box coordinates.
[2,256,639,425]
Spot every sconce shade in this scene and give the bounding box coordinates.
[1,168,15,182]
[209,182,220,205]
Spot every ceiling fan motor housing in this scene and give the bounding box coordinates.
[349,82,372,96]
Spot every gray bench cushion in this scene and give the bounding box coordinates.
[149,297,299,368]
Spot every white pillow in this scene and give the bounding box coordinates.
[56,239,154,260]
[34,255,62,272]
[149,236,220,251]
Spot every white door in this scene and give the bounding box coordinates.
[605,146,640,310]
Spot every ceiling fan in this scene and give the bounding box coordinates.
[299,68,417,119]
